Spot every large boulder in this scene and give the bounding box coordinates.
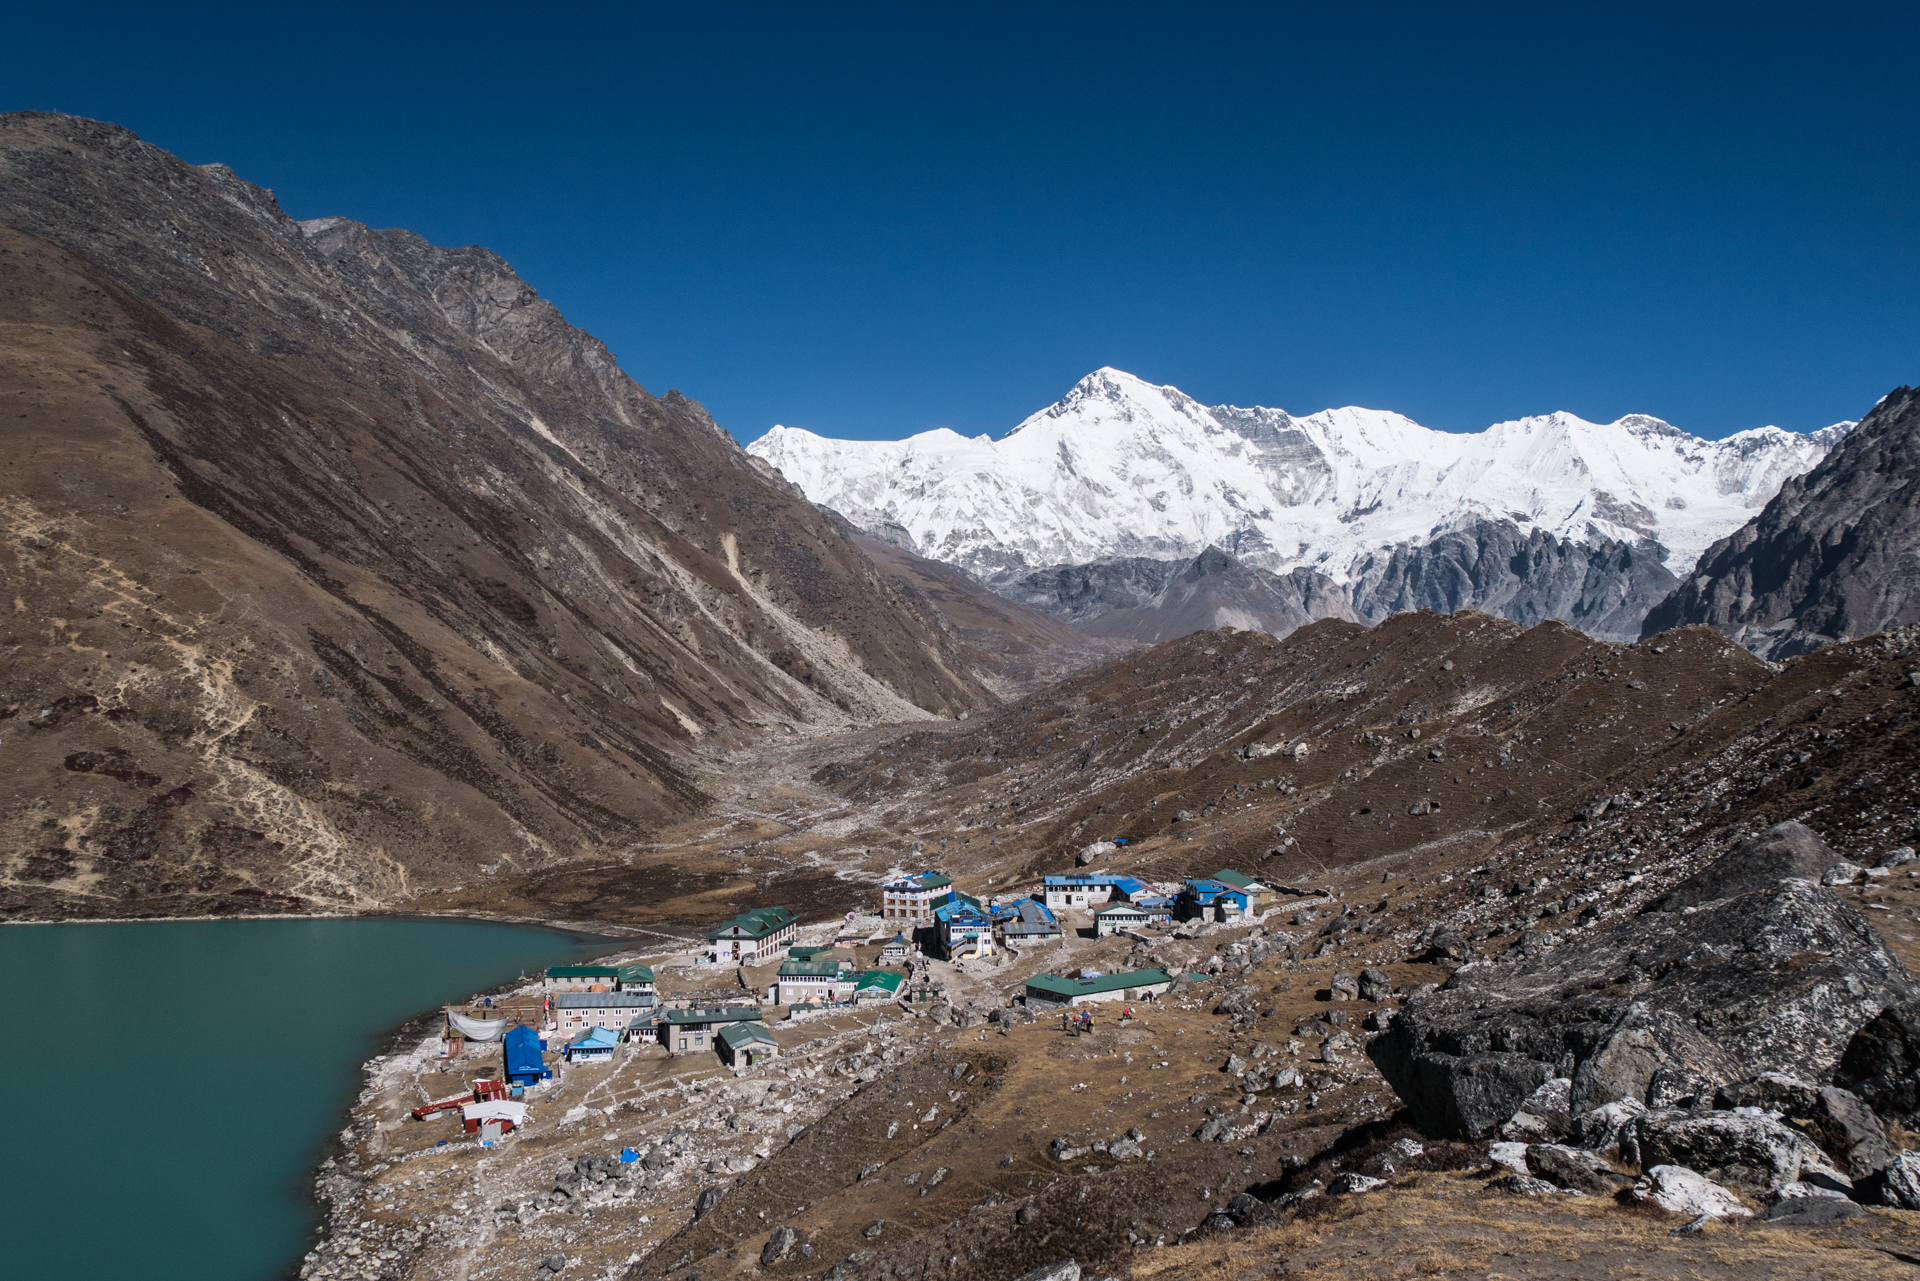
[1368,823,1913,1137]
[1524,1143,1631,1194]
[1630,1165,1751,1219]
[1621,1110,1847,1193]
[1650,820,1849,910]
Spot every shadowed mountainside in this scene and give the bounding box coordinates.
[1643,385,1920,657]
[0,112,997,921]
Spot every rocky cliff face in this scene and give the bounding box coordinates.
[1349,520,1680,642]
[0,112,992,920]
[984,547,1358,644]
[1642,386,1920,657]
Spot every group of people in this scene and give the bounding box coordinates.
[1057,1004,1143,1034]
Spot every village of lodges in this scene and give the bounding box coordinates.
[415,867,1278,1141]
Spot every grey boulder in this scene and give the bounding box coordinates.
[1630,1165,1751,1219]
[1525,1143,1631,1194]
[1760,1196,1867,1226]
[1012,1261,1079,1281]
[1622,1110,1848,1194]
[761,1227,799,1265]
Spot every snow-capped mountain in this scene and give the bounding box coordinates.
[750,368,1853,584]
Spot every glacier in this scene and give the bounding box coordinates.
[749,367,1853,585]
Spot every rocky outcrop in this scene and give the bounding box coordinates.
[1834,1000,1920,1130]
[1348,520,1680,642]
[985,548,1357,644]
[1642,386,1920,657]
[1368,822,1914,1137]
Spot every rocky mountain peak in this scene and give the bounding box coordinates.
[1642,384,1920,656]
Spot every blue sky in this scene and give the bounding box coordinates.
[10,3,1918,442]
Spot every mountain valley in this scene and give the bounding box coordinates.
[11,111,1920,1281]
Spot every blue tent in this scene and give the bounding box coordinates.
[503,1024,551,1086]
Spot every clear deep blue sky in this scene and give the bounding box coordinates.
[11,3,1918,442]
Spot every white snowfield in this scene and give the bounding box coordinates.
[749,368,1852,582]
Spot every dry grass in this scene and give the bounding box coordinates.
[1121,1176,1920,1281]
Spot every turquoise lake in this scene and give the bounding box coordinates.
[0,917,607,1280]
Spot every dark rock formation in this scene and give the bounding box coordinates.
[1835,1000,1920,1130]
[1348,519,1679,642]
[1651,819,1845,910]
[985,547,1358,644]
[1368,823,1914,1137]
[1642,386,1920,656]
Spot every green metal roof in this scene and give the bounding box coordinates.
[1093,902,1148,916]
[777,959,846,977]
[707,905,798,941]
[1024,968,1173,998]
[662,1007,764,1025]
[854,970,903,993]
[1212,869,1263,891]
[547,965,622,979]
[719,1022,778,1048]
[618,964,656,983]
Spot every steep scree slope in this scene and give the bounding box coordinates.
[0,112,992,920]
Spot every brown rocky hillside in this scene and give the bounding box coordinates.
[0,112,1009,922]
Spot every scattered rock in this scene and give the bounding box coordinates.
[1631,1165,1752,1219]
[1012,1260,1078,1281]
[694,1187,723,1219]
[1489,1173,1561,1195]
[761,1227,799,1265]
[1077,841,1117,867]
[825,1253,876,1281]
[1328,972,1359,1001]
[863,1220,886,1239]
[1327,1173,1385,1195]
[1357,968,1393,1002]
[1017,1200,1042,1226]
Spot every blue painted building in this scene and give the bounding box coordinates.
[502,1024,552,1088]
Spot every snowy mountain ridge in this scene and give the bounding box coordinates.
[750,367,1853,583]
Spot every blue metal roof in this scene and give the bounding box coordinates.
[503,1024,547,1079]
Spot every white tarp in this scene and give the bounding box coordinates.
[460,1100,527,1126]
[448,1012,507,1042]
